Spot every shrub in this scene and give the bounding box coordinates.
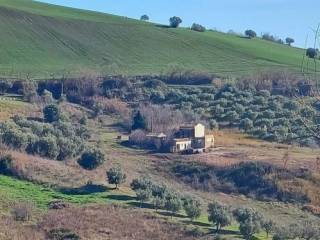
[191,23,206,32]
[306,48,318,59]
[47,228,80,240]
[43,104,61,123]
[245,30,257,38]
[106,165,126,189]
[0,154,14,175]
[78,149,105,170]
[207,201,232,232]
[130,176,153,191]
[32,136,60,159]
[169,16,182,28]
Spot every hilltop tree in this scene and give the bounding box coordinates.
[207,201,232,232]
[306,48,318,59]
[169,16,182,28]
[191,23,206,32]
[140,14,149,21]
[132,111,146,130]
[245,30,257,39]
[106,165,126,189]
[43,104,60,123]
[285,37,295,46]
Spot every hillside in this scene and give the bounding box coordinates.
[0,0,311,77]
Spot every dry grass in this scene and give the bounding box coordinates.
[6,150,105,188]
[39,204,194,240]
[0,98,32,121]
[192,129,320,170]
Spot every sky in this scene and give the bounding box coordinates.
[39,0,320,48]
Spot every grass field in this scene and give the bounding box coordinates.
[0,0,315,78]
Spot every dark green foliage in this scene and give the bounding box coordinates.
[169,16,182,28]
[47,228,80,240]
[207,201,232,232]
[78,149,105,170]
[132,111,146,130]
[306,48,318,59]
[191,23,206,32]
[140,14,149,21]
[285,37,294,46]
[106,165,126,189]
[245,30,257,38]
[43,104,61,123]
[0,155,14,175]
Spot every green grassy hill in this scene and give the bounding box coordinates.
[0,0,311,77]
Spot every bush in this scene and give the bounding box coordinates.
[43,104,61,123]
[0,154,14,175]
[169,16,182,28]
[78,149,105,170]
[106,165,126,189]
[47,228,80,240]
[191,23,206,32]
[306,48,318,59]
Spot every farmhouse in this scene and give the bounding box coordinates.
[171,123,214,153]
[144,123,214,153]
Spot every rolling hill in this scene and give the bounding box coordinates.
[0,0,312,77]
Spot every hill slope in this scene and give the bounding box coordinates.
[0,0,311,77]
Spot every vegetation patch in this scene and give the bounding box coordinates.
[170,161,313,204]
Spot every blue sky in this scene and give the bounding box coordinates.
[39,0,320,48]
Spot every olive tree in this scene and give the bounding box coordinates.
[183,197,202,222]
[106,165,126,189]
[207,201,232,232]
